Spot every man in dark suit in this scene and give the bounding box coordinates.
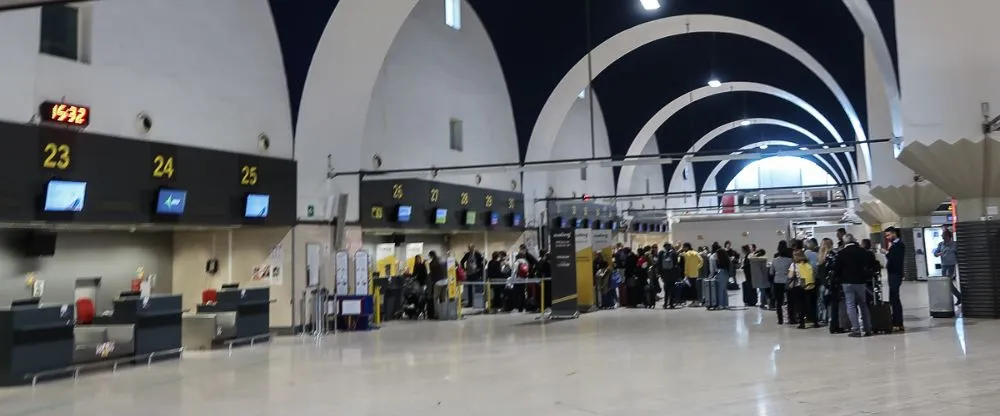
[882,227,906,332]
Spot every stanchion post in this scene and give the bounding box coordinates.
[539,278,546,320]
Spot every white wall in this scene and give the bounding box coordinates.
[671,218,790,253]
[865,43,911,188]
[896,0,1000,146]
[0,0,292,157]
[302,0,519,221]
[544,92,614,199]
[667,159,701,209]
[614,137,667,214]
[0,231,173,312]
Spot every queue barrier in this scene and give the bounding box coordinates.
[24,347,185,387]
[223,333,271,355]
[460,278,552,320]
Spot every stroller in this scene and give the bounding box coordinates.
[399,277,429,320]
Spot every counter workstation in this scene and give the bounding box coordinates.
[0,301,75,386]
[98,294,183,362]
[186,286,270,349]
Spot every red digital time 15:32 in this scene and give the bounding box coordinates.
[39,101,90,127]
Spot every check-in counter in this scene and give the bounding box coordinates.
[0,304,75,386]
[181,312,236,350]
[108,295,183,360]
[196,287,270,341]
[73,325,135,364]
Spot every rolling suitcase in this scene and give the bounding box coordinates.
[742,280,757,306]
[869,302,893,334]
[703,277,719,310]
[670,281,686,307]
[838,300,851,332]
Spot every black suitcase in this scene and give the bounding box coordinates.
[742,280,756,306]
[703,277,719,309]
[870,302,893,334]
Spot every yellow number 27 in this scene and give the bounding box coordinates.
[42,143,70,170]
[152,155,175,179]
[241,165,258,186]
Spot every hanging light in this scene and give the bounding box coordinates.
[707,79,722,88]
[640,0,661,11]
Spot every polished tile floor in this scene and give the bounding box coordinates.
[1,281,994,416]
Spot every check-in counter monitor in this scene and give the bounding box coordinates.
[0,303,75,386]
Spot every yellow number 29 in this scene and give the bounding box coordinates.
[42,143,70,170]
[152,155,175,179]
[241,165,258,186]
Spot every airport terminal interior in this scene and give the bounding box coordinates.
[1,0,1000,414]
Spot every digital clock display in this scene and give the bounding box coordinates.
[39,101,90,127]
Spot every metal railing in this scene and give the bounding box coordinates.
[24,347,184,387]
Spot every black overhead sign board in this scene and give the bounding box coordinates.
[0,121,296,226]
[359,178,525,231]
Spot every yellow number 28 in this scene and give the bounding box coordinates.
[241,165,258,185]
[152,155,175,179]
[42,143,70,170]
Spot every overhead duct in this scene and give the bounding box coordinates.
[672,208,847,223]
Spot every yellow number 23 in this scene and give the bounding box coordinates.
[42,143,70,170]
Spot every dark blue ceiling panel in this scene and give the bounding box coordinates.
[268,0,339,134]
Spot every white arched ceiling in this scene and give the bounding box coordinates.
[617,81,849,192]
[526,14,872,179]
[842,0,903,143]
[295,0,419,218]
[667,118,853,194]
[700,140,842,196]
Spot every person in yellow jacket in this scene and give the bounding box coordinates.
[788,250,820,329]
[680,243,703,305]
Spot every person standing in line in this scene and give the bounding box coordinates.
[788,250,820,328]
[681,243,703,306]
[804,238,823,322]
[724,241,740,286]
[881,227,906,332]
[428,251,447,319]
[933,229,961,305]
[835,234,873,337]
[836,228,847,249]
[771,241,795,325]
[461,245,485,307]
[659,243,680,309]
[709,243,731,309]
[818,238,843,333]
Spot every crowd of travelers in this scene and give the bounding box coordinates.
[601,226,954,337]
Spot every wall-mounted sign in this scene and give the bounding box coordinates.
[39,101,90,127]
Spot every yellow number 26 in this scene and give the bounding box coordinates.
[42,143,70,170]
[241,165,258,186]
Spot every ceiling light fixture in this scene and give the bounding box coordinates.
[760,144,769,150]
[799,147,809,151]
[639,0,661,11]
[740,120,751,127]
[707,79,722,88]
[822,145,830,149]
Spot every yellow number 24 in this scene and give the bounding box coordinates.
[152,155,175,179]
[42,143,70,170]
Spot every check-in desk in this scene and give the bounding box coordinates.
[0,304,75,386]
[108,295,183,360]
[195,287,270,345]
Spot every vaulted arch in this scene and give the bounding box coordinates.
[526,14,871,180]
[700,141,843,198]
[666,118,853,195]
[617,81,851,193]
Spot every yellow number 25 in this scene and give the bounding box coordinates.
[241,165,258,186]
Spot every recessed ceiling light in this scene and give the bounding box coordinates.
[799,147,808,150]
[739,120,751,127]
[840,144,847,148]
[707,79,722,88]
[760,144,769,150]
[822,145,830,149]
[640,0,661,11]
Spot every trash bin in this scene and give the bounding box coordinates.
[927,276,956,318]
[435,280,458,320]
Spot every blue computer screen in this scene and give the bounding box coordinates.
[156,189,187,214]
[245,194,270,218]
[44,180,86,212]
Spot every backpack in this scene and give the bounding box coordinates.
[517,262,530,277]
[659,250,675,271]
